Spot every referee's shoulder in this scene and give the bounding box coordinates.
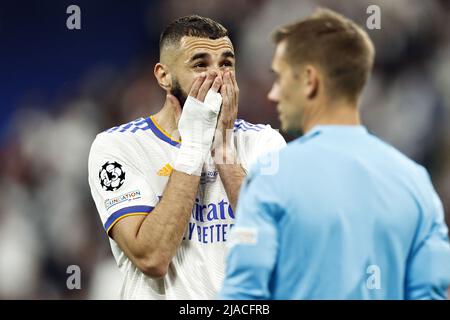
[361,133,437,199]
[368,132,428,175]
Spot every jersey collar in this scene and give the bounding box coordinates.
[298,125,368,143]
[146,116,181,147]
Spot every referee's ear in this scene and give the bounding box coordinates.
[303,65,319,99]
[154,63,172,92]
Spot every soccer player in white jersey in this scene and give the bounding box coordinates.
[88,15,286,299]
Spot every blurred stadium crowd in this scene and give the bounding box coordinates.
[0,0,449,299]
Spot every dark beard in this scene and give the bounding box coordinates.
[170,79,188,108]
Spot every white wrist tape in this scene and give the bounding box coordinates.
[174,89,222,175]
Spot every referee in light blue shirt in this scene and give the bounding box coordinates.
[220,8,450,300]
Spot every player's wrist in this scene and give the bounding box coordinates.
[174,141,210,176]
[213,148,238,165]
[174,89,222,175]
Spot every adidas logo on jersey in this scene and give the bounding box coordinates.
[157,163,173,176]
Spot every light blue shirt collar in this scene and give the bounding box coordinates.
[298,124,368,142]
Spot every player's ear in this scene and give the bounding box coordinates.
[303,65,319,99]
[154,63,172,92]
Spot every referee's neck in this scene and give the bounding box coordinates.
[302,100,361,134]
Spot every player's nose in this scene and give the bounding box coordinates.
[208,67,221,77]
[267,84,279,103]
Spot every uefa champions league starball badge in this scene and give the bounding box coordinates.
[99,161,126,191]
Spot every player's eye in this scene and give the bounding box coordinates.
[221,61,234,67]
[193,62,207,69]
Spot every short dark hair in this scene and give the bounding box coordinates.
[272,8,375,101]
[160,15,229,57]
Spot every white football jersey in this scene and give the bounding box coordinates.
[88,115,286,299]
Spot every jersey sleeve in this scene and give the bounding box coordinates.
[405,169,450,299]
[219,165,282,299]
[88,133,159,237]
[241,125,286,175]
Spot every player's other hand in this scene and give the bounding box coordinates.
[217,70,239,130]
[213,71,239,163]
